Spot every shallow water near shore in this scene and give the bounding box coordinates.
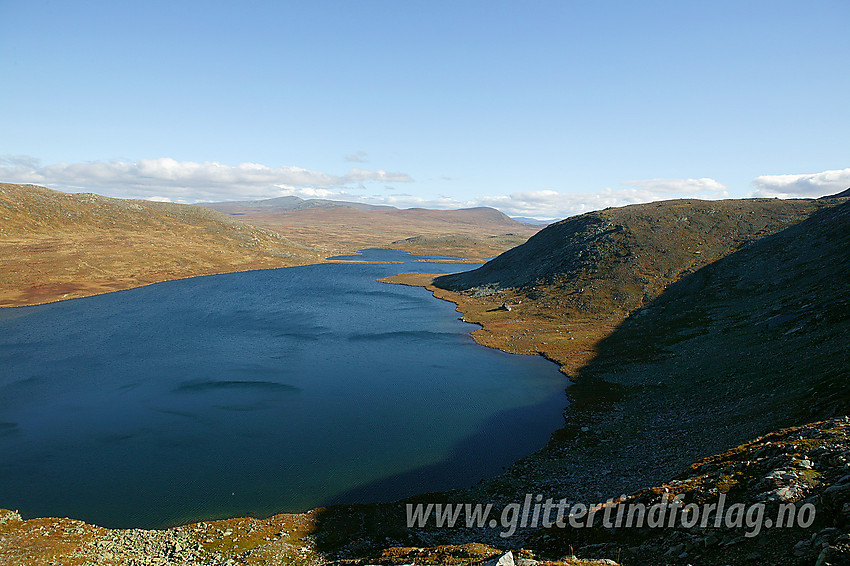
[0,249,566,529]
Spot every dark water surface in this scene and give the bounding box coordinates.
[0,250,566,528]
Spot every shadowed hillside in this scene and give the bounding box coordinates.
[0,183,322,307]
[477,198,850,565]
[437,198,823,307]
[469,198,850,510]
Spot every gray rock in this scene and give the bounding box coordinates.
[761,486,798,502]
[484,551,515,566]
[794,539,811,557]
[666,544,684,556]
[811,527,841,547]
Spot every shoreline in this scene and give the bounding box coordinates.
[0,254,458,309]
[378,272,620,377]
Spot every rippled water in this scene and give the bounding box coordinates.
[0,250,566,528]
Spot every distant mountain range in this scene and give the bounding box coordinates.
[201,195,553,224]
[199,195,541,258]
[508,216,554,225]
[199,195,395,214]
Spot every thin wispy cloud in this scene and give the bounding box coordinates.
[623,177,729,196]
[750,168,850,199]
[0,156,412,202]
[345,151,369,163]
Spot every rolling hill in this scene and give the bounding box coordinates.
[0,183,323,307]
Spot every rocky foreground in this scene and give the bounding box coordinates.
[3,417,850,565]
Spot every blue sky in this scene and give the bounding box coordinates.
[1,1,848,218]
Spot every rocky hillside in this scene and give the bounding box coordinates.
[521,416,850,566]
[0,183,322,307]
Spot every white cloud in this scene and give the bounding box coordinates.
[468,179,729,220]
[750,168,850,198]
[275,185,336,199]
[0,156,412,203]
[343,168,411,183]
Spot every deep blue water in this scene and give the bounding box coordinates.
[0,250,566,528]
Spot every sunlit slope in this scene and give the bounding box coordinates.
[0,183,322,306]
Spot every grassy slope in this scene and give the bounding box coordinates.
[0,183,323,307]
[0,183,538,307]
